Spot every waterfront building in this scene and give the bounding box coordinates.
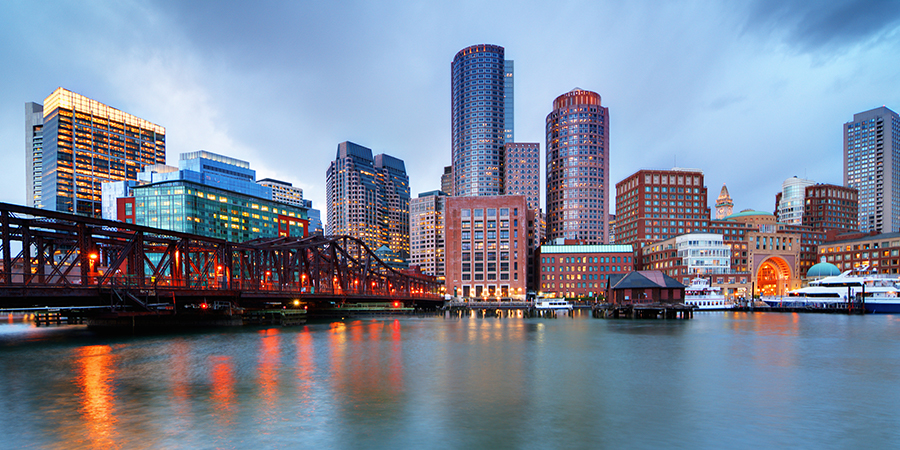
[640,233,750,298]
[714,184,733,220]
[441,166,453,196]
[844,106,900,233]
[444,195,528,299]
[614,168,710,249]
[36,87,166,217]
[817,231,900,274]
[546,88,610,244]
[451,44,508,197]
[258,178,304,207]
[536,243,633,300]
[503,142,540,211]
[25,102,43,208]
[326,142,409,260]
[803,183,859,235]
[606,271,685,305]
[105,151,307,242]
[410,190,447,278]
[775,176,815,225]
[131,181,306,241]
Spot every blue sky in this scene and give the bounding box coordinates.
[2,0,899,221]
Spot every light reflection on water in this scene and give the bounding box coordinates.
[0,314,899,449]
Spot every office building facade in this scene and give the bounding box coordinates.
[614,168,710,249]
[803,183,858,234]
[844,106,900,233]
[25,102,44,208]
[37,87,165,217]
[326,142,409,259]
[546,89,610,244]
[410,190,447,278]
[444,195,529,299]
[258,178,304,208]
[503,142,540,210]
[775,176,815,225]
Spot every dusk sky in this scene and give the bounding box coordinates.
[2,0,899,222]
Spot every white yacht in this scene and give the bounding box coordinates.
[683,277,734,310]
[534,298,573,310]
[763,268,900,311]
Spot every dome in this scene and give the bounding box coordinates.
[806,261,841,278]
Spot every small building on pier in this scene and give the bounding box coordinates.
[607,270,685,304]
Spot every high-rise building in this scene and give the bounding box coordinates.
[504,60,514,143]
[375,154,411,260]
[803,183,858,234]
[844,106,900,233]
[614,168,710,249]
[258,178,304,207]
[545,88,610,244]
[441,166,453,196]
[37,87,166,217]
[775,176,815,225]
[25,102,43,208]
[715,184,733,220]
[410,190,447,278]
[326,142,409,260]
[503,142,540,210]
[451,44,508,197]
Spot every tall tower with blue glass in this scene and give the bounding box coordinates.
[451,44,510,197]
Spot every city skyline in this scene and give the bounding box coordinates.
[1,1,899,220]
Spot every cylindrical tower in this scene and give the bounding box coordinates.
[545,88,609,244]
[451,44,506,197]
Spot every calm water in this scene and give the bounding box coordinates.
[1,311,899,449]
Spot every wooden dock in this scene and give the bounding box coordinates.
[592,303,694,319]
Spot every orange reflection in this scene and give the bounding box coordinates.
[258,328,281,414]
[210,355,235,427]
[75,345,119,449]
[389,320,404,391]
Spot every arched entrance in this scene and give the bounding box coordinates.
[756,257,792,297]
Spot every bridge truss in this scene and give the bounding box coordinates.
[0,202,441,310]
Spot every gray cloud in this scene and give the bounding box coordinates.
[741,0,900,52]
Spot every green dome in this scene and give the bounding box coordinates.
[724,210,773,220]
[806,261,841,278]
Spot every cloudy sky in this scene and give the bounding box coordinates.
[2,0,899,222]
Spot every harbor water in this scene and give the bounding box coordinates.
[1,311,899,449]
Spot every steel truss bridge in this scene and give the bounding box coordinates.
[0,202,442,313]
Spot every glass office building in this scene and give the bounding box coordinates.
[38,87,165,217]
[131,181,307,242]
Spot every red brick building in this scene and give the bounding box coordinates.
[535,243,634,300]
[614,168,711,250]
[445,195,529,300]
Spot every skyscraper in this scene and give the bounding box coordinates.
[503,142,540,211]
[375,153,411,260]
[326,142,409,260]
[451,44,508,197]
[36,87,166,217]
[844,106,900,233]
[25,102,43,208]
[545,88,609,244]
[504,60,514,143]
[440,166,453,196]
[410,190,447,278]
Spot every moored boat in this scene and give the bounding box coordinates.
[683,277,734,310]
[763,269,900,313]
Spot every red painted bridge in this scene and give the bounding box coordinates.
[0,202,442,314]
